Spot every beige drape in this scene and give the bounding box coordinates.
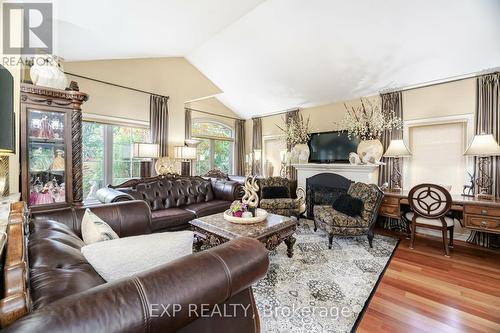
[150,95,169,157]
[379,92,403,187]
[234,119,246,176]
[285,109,300,180]
[185,108,192,140]
[252,118,262,175]
[379,92,403,231]
[469,72,500,247]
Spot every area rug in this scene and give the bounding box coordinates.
[253,220,399,333]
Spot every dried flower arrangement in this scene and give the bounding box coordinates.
[334,98,403,140]
[276,114,311,146]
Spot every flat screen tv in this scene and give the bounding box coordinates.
[308,131,360,163]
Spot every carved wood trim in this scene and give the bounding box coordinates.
[0,202,30,328]
[20,83,88,102]
[72,110,83,205]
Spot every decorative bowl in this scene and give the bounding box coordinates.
[223,209,268,224]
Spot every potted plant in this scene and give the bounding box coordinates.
[335,98,403,162]
[276,114,311,164]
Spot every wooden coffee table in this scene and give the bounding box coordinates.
[189,212,298,257]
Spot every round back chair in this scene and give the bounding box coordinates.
[407,183,454,256]
[408,183,452,219]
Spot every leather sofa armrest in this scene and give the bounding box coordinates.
[211,179,243,201]
[4,238,269,333]
[95,188,134,204]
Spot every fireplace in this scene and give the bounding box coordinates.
[306,173,353,217]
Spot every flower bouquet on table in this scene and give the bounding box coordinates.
[224,200,268,224]
[229,201,253,218]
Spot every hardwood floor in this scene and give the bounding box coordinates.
[357,232,500,333]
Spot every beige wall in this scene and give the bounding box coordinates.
[64,58,224,154]
[252,79,476,151]
[403,78,476,120]
[186,97,240,129]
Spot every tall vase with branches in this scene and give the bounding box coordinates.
[335,97,403,162]
[277,114,311,164]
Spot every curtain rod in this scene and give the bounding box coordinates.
[185,107,243,121]
[255,108,300,119]
[65,72,170,99]
[380,66,500,94]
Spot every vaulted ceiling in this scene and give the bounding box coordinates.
[54,0,500,119]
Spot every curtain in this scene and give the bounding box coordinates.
[234,119,246,176]
[150,95,169,157]
[379,92,403,187]
[185,108,192,140]
[468,72,500,248]
[379,92,403,231]
[285,109,300,180]
[252,118,262,175]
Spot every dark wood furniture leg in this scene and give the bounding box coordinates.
[367,229,374,248]
[284,235,296,258]
[328,234,333,249]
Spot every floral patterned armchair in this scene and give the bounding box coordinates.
[313,182,384,248]
[259,177,305,218]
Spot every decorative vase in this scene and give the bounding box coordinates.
[357,139,384,163]
[291,144,310,164]
[30,55,68,90]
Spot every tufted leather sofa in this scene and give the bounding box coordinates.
[96,176,242,232]
[5,201,269,333]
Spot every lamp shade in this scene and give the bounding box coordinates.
[0,65,15,155]
[174,146,197,160]
[132,143,159,159]
[383,139,412,158]
[464,134,500,157]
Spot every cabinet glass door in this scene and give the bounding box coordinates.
[27,109,67,206]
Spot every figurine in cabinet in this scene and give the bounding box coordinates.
[38,115,54,139]
[50,150,65,171]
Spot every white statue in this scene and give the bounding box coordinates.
[242,176,259,209]
[349,152,362,165]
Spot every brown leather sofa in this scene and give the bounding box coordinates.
[96,175,242,232]
[4,201,269,333]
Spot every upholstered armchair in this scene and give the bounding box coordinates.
[313,182,384,248]
[259,177,305,218]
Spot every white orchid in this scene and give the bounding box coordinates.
[335,98,403,140]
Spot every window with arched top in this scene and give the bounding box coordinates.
[192,120,234,176]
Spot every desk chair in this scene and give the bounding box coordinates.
[405,184,457,256]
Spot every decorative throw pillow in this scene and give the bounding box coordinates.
[262,186,290,199]
[332,194,363,217]
[81,209,119,245]
[81,231,194,282]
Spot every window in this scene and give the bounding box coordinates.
[192,120,234,175]
[403,115,473,194]
[82,122,150,199]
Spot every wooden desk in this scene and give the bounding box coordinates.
[380,191,500,235]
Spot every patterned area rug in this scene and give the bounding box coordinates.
[253,220,399,333]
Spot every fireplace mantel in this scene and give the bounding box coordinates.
[292,163,380,190]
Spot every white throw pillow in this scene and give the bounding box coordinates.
[81,231,194,282]
[81,208,119,245]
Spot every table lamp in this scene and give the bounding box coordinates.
[0,65,15,196]
[383,139,412,191]
[132,143,159,178]
[175,146,197,176]
[464,133,500,200]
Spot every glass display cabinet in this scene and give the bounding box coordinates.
[20,84,88,211]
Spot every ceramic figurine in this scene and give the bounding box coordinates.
[242,176,259,216]
[38,115,53,139]
[50,150,65,171]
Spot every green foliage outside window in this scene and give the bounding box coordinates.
[193,121,233,176]
[82,122,149,200]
